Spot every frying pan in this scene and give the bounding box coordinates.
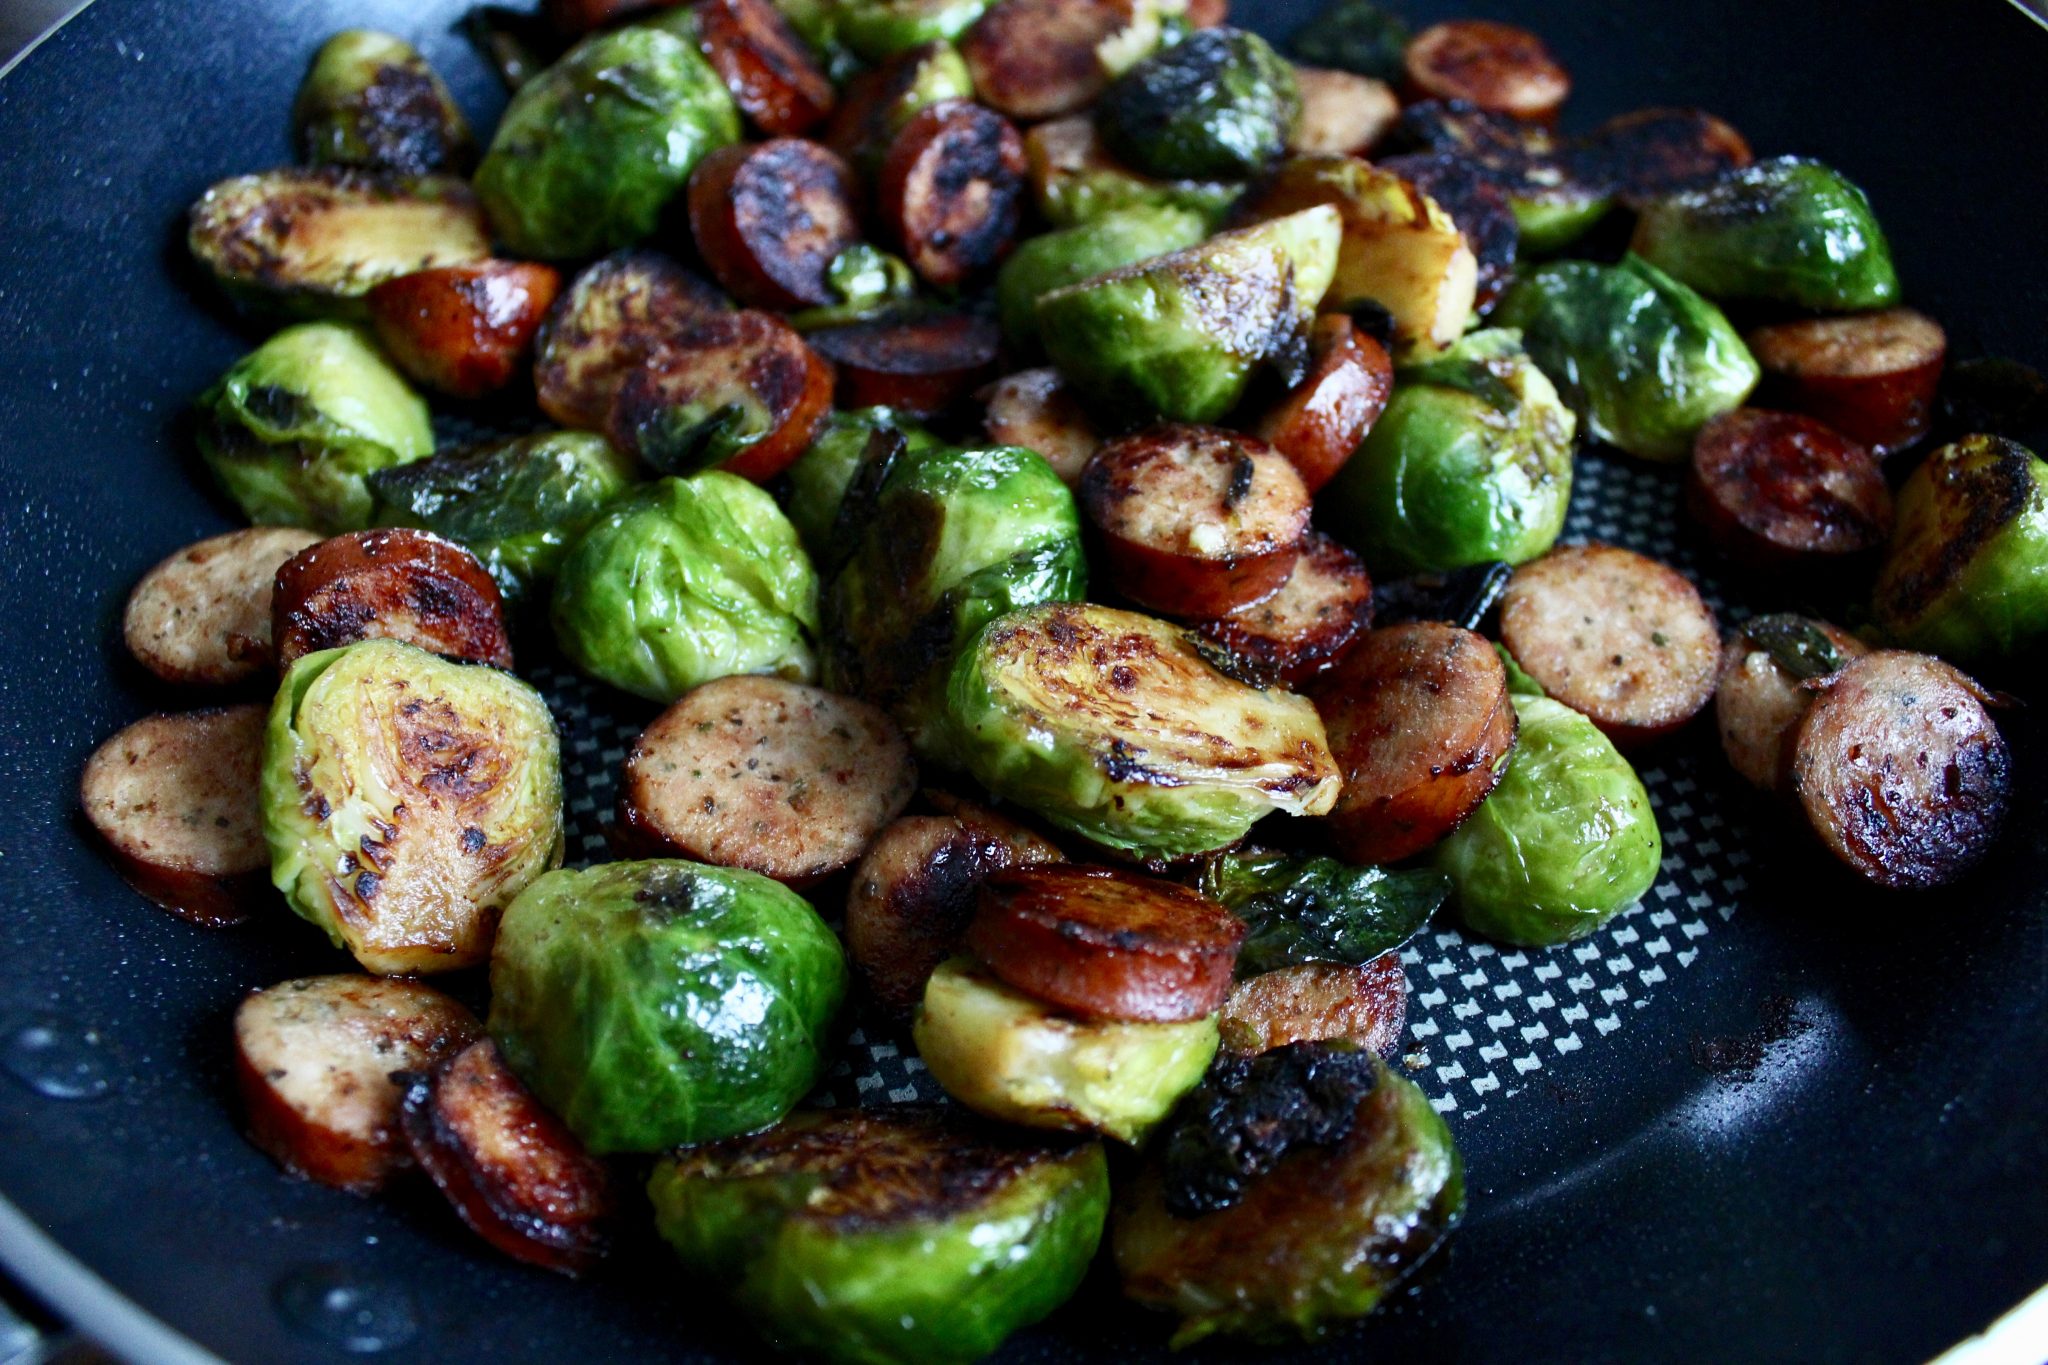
[1,0,2044,1361]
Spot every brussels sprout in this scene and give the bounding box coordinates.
[915,958,1219,1143]
[1197,850,1449,978]
[195,322,433,532]
[828,42,976,175]
[489,859,846,1152]
[1387,101,1612,256]
[943,603,1342,860]
[836,0,993,61]
[781,407,942,559]
[293,30,474,176]
[1630,157,1899,311]
[1098,28,1301,182]
[550,473,819,702]
[1871,435,2048,660]
[995,205,1208,355]
[1433,694,1660,947]
[648,1109,1107,1365]
[1024,116,1243,231]
[1320,328,1574,574]
[368,432,637,605]
[1496,254,1758,463]
[473,22,741,260]
[786,245,920,332]
[1286,0,1410,83]
[1035,206,1341,425]
[263,639,564,974]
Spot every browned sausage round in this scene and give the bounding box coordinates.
[1500,544,1722,745]
[877,99,1028,288]
[271,528,513,670]
[1403,20,1570,123]
[1791,651,2009,889]
[686,140,860,310]
[1687,409,1894,570]
[1583,106,1752,206]
[1315,622,1516,863]
[367,260,561,399]
[823,42,957,173]
[1253,315,1394,494]
[980,367,1100,485]
[1191,531,1373,688]
[696,0,837,135]
[123,527,322,686]
[1218,953,1408,1057]
[1746,310,1947,455]
[966,864,1247,1022]
[1715,614,1869,792]
[1080,423,1311,618]
[1287,66,1400,157]
[807,312,1001,417]
[961,0,1128,122]
[535,250,729,430]
[1375,152,1519,315]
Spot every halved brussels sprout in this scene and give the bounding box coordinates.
[1320,328,1574,574]
[1097,28,1301,181]
[1386,100,1612,256]
[293,30,474,176]
[1630,157,1899,312]
[196,322,433,532]
[1035,206,1341,425]
[943,602,1342,860]
[1433,693,1660,947]
[1871,435,2048,661]
[914,957,1219,1144]
[836,0,993,61]
[488,859,846,1152]
[550,472,819,702]
[648,1108,1108,1365]
[1496,254,1758,463]
[781,407,943,560]
[262,638,563,974]
[1024,116,1243,230]
[473,21,741,260]
[995,205,1209,355]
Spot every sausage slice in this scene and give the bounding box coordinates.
[1687,409,1894,571]
[123,527,323,686]
[1715,614,1868,792]
[534,250,729,430]
[961,0,1129,121]
[271,529,513,670]
[687,140,861,310]
[1080,423,1311,618]
[1791,651,2009,889]
[1500,544,1722,745]
[1746,310,1947,455]
[234,975,481,1193]
[878,100,1028,287]
[1403,20,1570,123]
[980,367,1100,485]
[807,312,1001,417]
[80,705,270,927]
[366,260,561,399]
[1253,315,1393,494]
[619,676,918,885]
[1191,531,1373,687]
[1375,152,1518,315]
[1583,106,1752,206]
[696,0,837,135]
[1287,66,1400,157]
[1218,954,1408,1057]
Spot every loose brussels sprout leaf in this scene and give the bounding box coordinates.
[1098,28,1301,182]
[1631,157,1899,311]
[786,245,920,332]
[473,22,741,260]
[262,639,563,974]
[1370,560,1513,631]
[293,30,474,176]
[995,206,1209,355]
[1434,694,1660,947]
[1035,206,1341,425]
[1494,642,1546,696]
[648,1109,1108,1365]
[943,603,1342,860]
[1496,254,1758,463]
[1197,851,1449,978]
[1115,1051,1463,1345]
[196,322,433,532]
[836,0,992,61]
[914,958,1219,1144]
[1871,435,2048,661]
[781,407,942,560]
[1738,613,1848,682]
[550,472,819,702]
[1286,0,1410,83]
[1024,116,1243,231]
[489,859,847,1152]
[1322,329,1575,574]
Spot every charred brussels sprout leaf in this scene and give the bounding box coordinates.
[196,322,433,532]
[996,206,1209,355]
[1739,613,1847,682]
[836,0,993,61]
[550,473,819,702]
[648,1108,1107,1365]
[262,638,564,974]
[489,859,846,1152]
[1099,29,1301,182]
[1286,0,1410,83]
[1434,694,1660,947]
[293,30,474,176]
[781,407,943,560]
[1197,851,1448,977]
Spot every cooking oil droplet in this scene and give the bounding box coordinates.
[2,1015,116,1100]
[274,1265,417,1353]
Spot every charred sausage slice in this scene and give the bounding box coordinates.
[1746,310,1947,455]
[1583,106,1752,206]
[1791,651,2009,889]
[366,260,561,399]
[1500,544,1722,745]
[1315,622,1515,863]
[807,312,1001,417]
[1403,20,1570,123]
[80,705,271,927]
[696,0,837,135]
[1253,315,1393,494]
[619,676,917,885]
[1218,954,1408,1057]
[1375,152,1518,315]
[1191,531,1373,687]
[878,100,1028,287]
[534,249,729,430]
[961,0,1130,121]
[966,864,1247,1022]
[687,140,860,310]
[1081,423,1311,618]
[123,527,322,686]
[980,367,1100,485]
[271,528,513,670]
[1288,66,1400,157]
[1715,614,1868,792]
[234,974,481,1193]
[1688,410,1893,571]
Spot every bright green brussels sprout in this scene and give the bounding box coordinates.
[1871,435,2048,660]
[1197,850,1448,977]
[1434,694,1660,947]
[1630,157,1899,311]
[1035,206,1341,424]
[369,431,637,605]
[1098,28,1301,182]
[550,472,819,702]
[836,0,992,62]
[263,638,563,975]
[1025,116,1242,231]
[943,603,1342,860]
[995,205,1208,354]
[195,322,433,532]
[915,958,1219,1144]
[473,21,740,260]
[781,407,942,560]
[786,245,920,332]
[648,1108,1107,1365]
[1320,328,1574,574]
[293,29,474,176]
[1511,190,1616,257]
[1495,254,1758,463]
[488,859,846,1153]
[1286,0,1410,83]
